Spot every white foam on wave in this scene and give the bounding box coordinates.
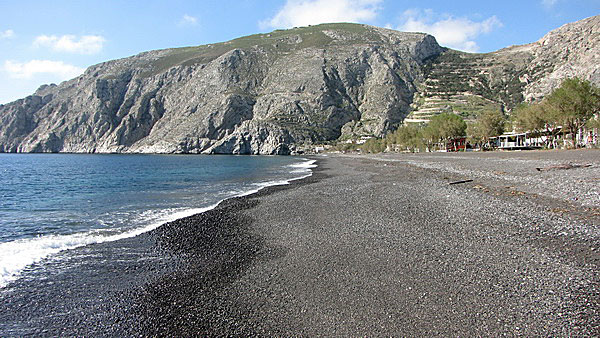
[287,159,318,174]
[0,204,218,288]
[239,158,317,195]
[288,159,317,170]
[0,158,317,288]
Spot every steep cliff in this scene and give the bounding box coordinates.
[0,16,598,154]
[520,15,600,101]
[0,23,441,154]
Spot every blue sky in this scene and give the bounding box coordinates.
[0,0,597,104]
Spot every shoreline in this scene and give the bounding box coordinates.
[0,157,324,336]
[2,152,599,335]
[0,156,316,289]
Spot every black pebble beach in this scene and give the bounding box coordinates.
[1,150,599,336]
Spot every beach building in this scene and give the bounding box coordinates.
[490,125,600,150]
[490,131,564,150]
[491,132,530,150]
[446,137,467,152]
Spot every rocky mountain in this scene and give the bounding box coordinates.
[0,16,598,154]
[406,15,600,122]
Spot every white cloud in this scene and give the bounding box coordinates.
[397,10,502,52]
[1,29,14,39]
[179,14,198,27]
[33,34,105,54]
[261,0,382,29]
[3,60,84,79]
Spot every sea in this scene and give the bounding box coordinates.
[0,154,316,289]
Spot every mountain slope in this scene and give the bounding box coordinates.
[0,17,598,154]
[0,24,441,154]
[406,15,600,122]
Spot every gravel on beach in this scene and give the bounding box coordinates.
[1,149,598,336]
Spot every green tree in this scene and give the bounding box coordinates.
[361,138,386,153]
[423,113,467,151]
[512,102,562,148]
[392,124,424,152]
[333,142,358,153]
[513,103,543,133]
[468,110,506,149]
[466,123,483,148]
[587,115,600,130]
[545,77,600,147]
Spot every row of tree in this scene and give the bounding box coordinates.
[361,113,471,153]
[357,77,600,153]
[513,77,600,148]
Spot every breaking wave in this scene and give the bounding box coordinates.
[0,157,316,288]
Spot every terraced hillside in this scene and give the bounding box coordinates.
[406,49,529,122]
[406,15,599,124]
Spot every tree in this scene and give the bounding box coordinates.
[468,110,506,149]
[513,102,561,148]
[361,138,386,153]
[423,113,466,150]
[513,103,543,133]
[544,77,600,147]
[587,115,600,130]
[392,123,424,152]
[466,122,489,149]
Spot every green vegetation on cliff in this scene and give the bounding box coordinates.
[146,23,382,77]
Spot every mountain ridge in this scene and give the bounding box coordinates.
[1,17,598,154]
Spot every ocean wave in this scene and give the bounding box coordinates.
[237,163,316,196]
[287,159,317,175]
[288,159,317,170]
[0,204,218,288]
[0,157,317,288]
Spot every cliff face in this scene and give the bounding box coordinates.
[520,15,600,101]
[0,24,441,154]
[0,17,598,154]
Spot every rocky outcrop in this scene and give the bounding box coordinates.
[520,15,600,101]
[0,17,598,154]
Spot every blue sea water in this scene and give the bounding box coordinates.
[0,154,315,287]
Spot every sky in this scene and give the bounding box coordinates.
[0,0,598,104]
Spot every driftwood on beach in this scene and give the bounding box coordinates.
[448,179,474,185]
[535,163,592,171]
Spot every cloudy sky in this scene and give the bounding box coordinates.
[0,0,597,104]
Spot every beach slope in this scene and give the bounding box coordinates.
[1,150,598,335]
[140,150,600,335]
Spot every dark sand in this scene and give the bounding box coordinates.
[1,150,599,335]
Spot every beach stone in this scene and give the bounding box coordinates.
[1,150,598,335]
